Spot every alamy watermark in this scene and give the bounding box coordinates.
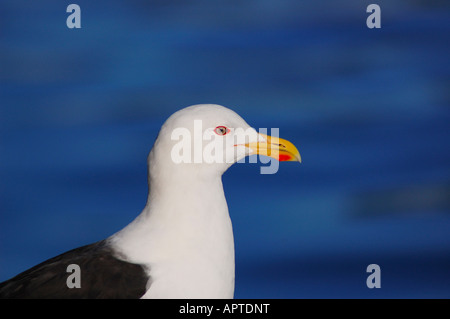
[169,121,289,174]
[67,4,381,30]
[66,4,81,29]
[366,264,381,288]
[66,264,81,288]
[366,4,381,29]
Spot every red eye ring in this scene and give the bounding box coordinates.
[214,126,230,136]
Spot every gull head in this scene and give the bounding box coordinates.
[148,104,301,179]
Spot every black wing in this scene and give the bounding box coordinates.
[0,240,149,299]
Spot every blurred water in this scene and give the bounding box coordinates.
[1,0,449,298]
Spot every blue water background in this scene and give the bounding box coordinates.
[1,1,449,298]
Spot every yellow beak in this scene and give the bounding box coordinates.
[246,133,301,162]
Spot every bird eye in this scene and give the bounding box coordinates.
[214,126,230,136]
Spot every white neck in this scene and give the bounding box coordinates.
[109,153,235,298]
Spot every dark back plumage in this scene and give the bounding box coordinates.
[0,240,149,299]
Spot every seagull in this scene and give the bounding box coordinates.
[0,104,301,299]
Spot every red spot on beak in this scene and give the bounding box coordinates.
[278,154,292,161]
